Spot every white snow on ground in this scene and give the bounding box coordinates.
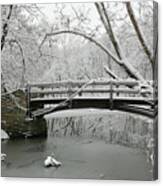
[44,108,115,119]
[44,108,151,121]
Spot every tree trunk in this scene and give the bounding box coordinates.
[126,2,154,68]
[95,2,147,82]
[1,5,13,51]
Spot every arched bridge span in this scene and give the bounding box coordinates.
[25,80,157,119]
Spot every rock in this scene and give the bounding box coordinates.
[1,90,47,138]
[1,153,7,161]
[99,173,105,179]
[82,139,93,144]
[44,155,62,168]
[1,129,9,140]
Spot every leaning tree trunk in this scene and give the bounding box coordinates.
[1,5,13,92]
[1,5,13,51]
[95,2,149,83]
[95,2,122,60]
[126,2,154,69]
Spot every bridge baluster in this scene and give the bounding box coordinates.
[116,84,120,97]
[26,84,31,118]
[110,81,114,110]
[67,82,73,108]
[78,85,82,97]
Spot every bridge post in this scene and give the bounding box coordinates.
[110,80,114,110]
[68,82,73,108]
[26,84,31,118]
[116,84,120,97]
[78,85,82,97]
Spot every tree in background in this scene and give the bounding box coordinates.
[1,1,155,93]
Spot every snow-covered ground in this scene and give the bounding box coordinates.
[44,108,114,119]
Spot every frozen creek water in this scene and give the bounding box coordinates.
[1,135,152,180]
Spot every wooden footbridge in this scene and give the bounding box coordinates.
[26,80,157,119]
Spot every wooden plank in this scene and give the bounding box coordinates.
[30,97,154,108]
[31,101,156,118]
[30,88,140,95]
[115,104,157,118]
[30,96,153,101]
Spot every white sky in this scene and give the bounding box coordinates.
[24,1,152,31]
[36,3,101,29]
[22,1,132,39]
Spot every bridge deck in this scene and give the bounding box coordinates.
[30,96,154,105]
[30,96,157,118]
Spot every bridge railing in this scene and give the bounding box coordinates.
[25,80,155,118]
[27,80,152,99]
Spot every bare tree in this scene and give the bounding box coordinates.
[5,39,26,87]
[94,2,147,83]
[1,5,27,111]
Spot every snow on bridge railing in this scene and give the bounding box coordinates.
[30,88,141,95]
[28,80,140,88]
[26,79,153,101]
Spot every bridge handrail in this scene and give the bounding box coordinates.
[28,80,140,88]
[30,88,142,95]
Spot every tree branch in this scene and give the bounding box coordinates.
[40,30,124,65]
[104,65,119,79]
[40,30,146,82]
